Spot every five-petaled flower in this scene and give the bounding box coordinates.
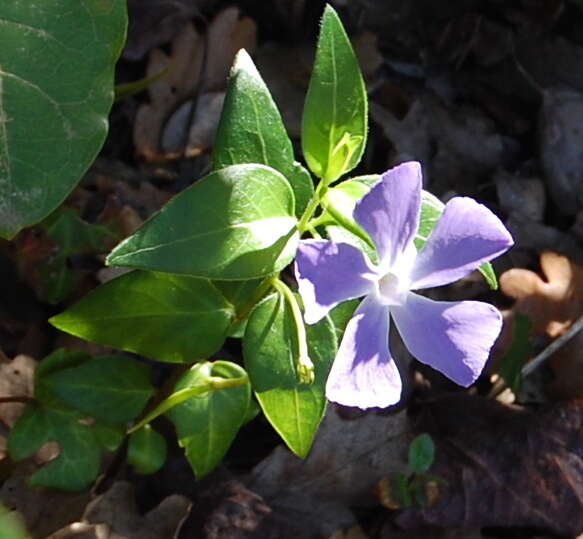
[295,162,514,409]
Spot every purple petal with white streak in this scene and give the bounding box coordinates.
[326,296,402,409]
[392,292,502,386]
[295,240,377,324]
[410,197,513,290]
[354,162,422,267]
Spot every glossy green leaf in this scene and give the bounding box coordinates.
[107,164,299,280]
[0,1,127,238]
[408,433,435,473]
[9,403,102,490]
[51,271,235,363]
[214,49,313,216]
[166,361,251,478]
[128,425,167,475]
[243,293,337,458]
[302,5,367,183]
[45,355,154,424]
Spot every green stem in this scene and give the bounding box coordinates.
[271,277,314,384]
[127,374,249,434]
[297,181,327,233]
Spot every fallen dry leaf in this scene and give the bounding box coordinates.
[134,7,257,162]
[500,251,583,398]
[500,251,583,337]
[133,23,204,161]
[393,395,583,536]
[539,88,583,215]
[248,407,412,537]
[47,481,191,539]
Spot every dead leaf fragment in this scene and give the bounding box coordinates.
[47,481,191,539]
[394,395,583,535]
[539,88,583,215]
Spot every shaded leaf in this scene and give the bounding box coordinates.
[166,361,251,478]
[408,433,435,473]
[128,425,167,475]
[46,355,154,424]
[0,0,127,238]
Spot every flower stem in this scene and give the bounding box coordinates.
[271,277,314,384]
[127,374,249,434]
[297,181,327,234]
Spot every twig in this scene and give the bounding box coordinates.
[0,396,34,404]
[489,314,583,399]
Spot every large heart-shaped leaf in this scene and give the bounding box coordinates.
[50,270,235,363]
[107,164,299,280]
[0,1,127,238]
[302,5,367,183]
[243,293,337,458]
[214,49,313,216]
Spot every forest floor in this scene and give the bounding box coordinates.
[2,0,583,537]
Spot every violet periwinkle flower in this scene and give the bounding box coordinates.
[295,162,514,409]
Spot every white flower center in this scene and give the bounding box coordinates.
[375,242,417,306]
[377,270,410,306]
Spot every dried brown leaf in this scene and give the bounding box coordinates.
[393,395,583,536]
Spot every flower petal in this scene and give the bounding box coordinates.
[392,292,502,386]
[410,197,513,289]
[326,296,402,409]
[354,162,422,267]
[295,240,377,324]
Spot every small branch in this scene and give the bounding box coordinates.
[0,396,34,404]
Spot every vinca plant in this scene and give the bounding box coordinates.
[7,5,513,490]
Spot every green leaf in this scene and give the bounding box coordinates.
[0,504,30,539]
[37,208,119,304]
[107,164,299,280]
[35,349,92,409]
[166,361,251,478]
[45,355,155,424]
[328,299,358,343]
[128,425,167,475]
[408,433,435,473]
[9,403,102,490]
[0,0,127,239]
[50,270,235,363]
[214,49,313,217]
[302,5,367,183]
[243,293,337,458]
[499,313,532,393]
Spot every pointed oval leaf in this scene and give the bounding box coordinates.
[46,355,155,424]
[166,361,251,478]
[128,424,167,475]
[214,49,313,216]
[0,1,127,238]
[302,5,368,183]
[107,164,299,280]
[243,293,337,458]
[50,270,235,363]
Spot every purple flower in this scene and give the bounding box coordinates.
[295,162,514,409]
